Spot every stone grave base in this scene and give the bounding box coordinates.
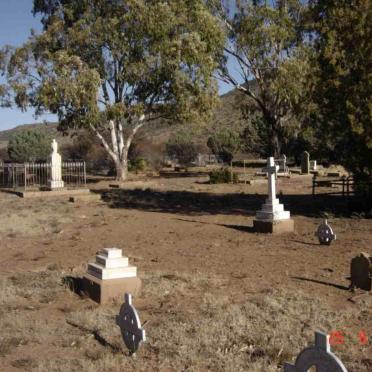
[69,193,101,203]
[48,180,65,190]
[82,273,141,304]
[253,219,294,234]
[17,188,91,198]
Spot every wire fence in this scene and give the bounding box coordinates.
[0,162,86,191]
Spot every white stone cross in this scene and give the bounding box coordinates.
[116,293,146,354]
[284,331,347,371]
[262,157,279,203]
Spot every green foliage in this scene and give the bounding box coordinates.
[209,167,238,184]
[166,133,199,166]
[3,0,224,127]
[207,128,241,163]
[1,0,225,180]
[7,129,51,162]
[310,0,372,179]
[128,157,147,172]
[217,0,312,157]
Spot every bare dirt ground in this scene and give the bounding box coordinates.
[0,171,371,371]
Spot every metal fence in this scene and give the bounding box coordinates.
[0,162,86,191]
[312,174,372,197]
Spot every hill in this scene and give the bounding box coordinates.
[0,87,249,155]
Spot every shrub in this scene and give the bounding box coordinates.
[209,168,239,184]
[207,129,241,164]
[129,157,147,172]
[166,134,198,167]
[7,130,51,163]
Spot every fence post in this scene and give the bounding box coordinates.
[243,160,246,185]
[341,175,345,196]
[12,164,15,190]
[312,174,316,196]
[24,163,27,191]
[83,161,87,186]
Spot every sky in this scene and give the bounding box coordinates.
[0,0,235,131]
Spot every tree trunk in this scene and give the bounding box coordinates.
[264,113,282,158]
[270,131,281,158]
[115,159,128,181]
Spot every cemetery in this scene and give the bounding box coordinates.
[0,1,371,371]
[0,158,371,371]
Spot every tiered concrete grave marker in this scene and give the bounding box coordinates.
[253,157,294,233]
[350,252,371,291]
[116,293,146,354]
[315,219,336,245]
[284,331,348,372]
[83,248,141,304]
[301,151,310,174]
[48,139,64,189]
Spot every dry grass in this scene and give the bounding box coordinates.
[0,267,370,371]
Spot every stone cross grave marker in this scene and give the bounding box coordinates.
[48,139,64,189]
[253,157,294,233]
[315,219,336,245]
[256,157,290,221]
[350,252,371,291]
[301,151,310,174]
[116,293,146,354]
[283,331,348,372]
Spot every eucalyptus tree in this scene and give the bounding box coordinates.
[310,0,372,179]
[1,0,224,180]
[211,0,312,157]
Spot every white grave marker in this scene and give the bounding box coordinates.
[284,331,347,371]
[315,219,336,245]
[256,157,290,221]
[48,139,64,189]
[116,293,146,354]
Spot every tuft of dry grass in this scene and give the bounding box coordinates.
[0,269,370,371]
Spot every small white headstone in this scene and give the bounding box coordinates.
[116,293,146,354]
[283,331,347,371]
[315,219,336,245]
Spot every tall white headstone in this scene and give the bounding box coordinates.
[48,139,64,189]
[256,157,290,221]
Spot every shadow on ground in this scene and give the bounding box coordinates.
[291,276,350,291]
[98,188,371,217]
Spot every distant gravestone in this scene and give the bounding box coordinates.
[301,151,310,174]
[350,252,372,291]
[116,293,146,354]
[277,154,289,173]
[310,160,317,171]
[283,331,348,372]
[315,219,336,245]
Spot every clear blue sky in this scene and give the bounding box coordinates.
[0,0,234,131]
[0,0,57,130]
